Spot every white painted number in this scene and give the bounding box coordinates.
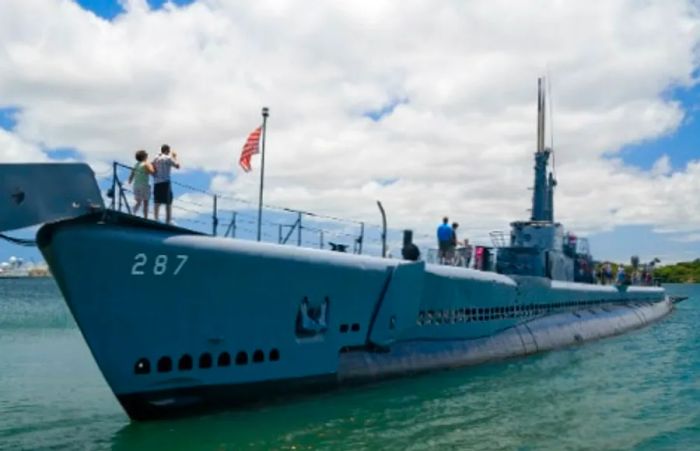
[153,255,168,275]
[131,253,147,275]
[174,255,189,275]
[130,253,189,276]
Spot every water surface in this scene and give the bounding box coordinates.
[1,279,698,450]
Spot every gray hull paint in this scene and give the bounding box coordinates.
[37,215,670,419]
[339,299,671,380]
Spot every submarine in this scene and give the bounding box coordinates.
[0,79,670,420]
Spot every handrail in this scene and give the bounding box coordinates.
[110,160,366,254]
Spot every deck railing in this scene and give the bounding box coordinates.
[107,161,372,254]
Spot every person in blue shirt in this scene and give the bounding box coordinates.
[436,217,453,264]
[616,264,626,286]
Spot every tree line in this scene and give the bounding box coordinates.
[654,259,700,284]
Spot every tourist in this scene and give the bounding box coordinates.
[463,238,473,267]
[616,264,626,286]
[603,262,613,285]
[451,222,462,266]
[127,149,154,219]
[152,144,181,224]
[632,270,641,285]
[436,217,453,264]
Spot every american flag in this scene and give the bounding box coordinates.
[239,126,262,172]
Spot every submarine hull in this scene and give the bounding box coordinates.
[37,214,670,420]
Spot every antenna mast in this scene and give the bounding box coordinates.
[531,77,555,222]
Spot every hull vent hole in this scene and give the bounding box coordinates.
[199,353,213,369]
[178,354,193,371]
[236,352,248,365]
[253,350,265,363]
[134,358,150,375]
[157,357,172,373]
[218,352,231,367]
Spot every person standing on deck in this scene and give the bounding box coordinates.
[436,217,453,264]
[615,264,626,286]
[152,144,181,224]
[128,149,155,219]
[603,262,613,285]
[463,238,473,267]
[451,222,461,265]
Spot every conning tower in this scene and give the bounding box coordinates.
[495,78,575,281]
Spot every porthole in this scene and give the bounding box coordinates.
[269,349,280,361]
[134,358,150,375]
[218,352,231,367]
[340,324,349,333]
[157,356,172,373]
[178,354,193,371]
[236,351,248,365]
[351,323,361,332]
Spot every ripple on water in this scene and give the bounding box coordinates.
[1,281,699,450]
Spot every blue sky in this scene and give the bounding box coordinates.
[0,107,19,130]
[76,0,195,20]
[617,84,700,171]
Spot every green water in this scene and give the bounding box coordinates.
[1,279,699,450]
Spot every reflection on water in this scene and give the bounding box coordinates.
[1,280,699,450]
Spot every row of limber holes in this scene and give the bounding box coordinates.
[417,299,622,325]
[134,349,280,375]
[339,323,361,333]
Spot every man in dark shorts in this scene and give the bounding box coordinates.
[152,144,180,224]
[436,217,453,264]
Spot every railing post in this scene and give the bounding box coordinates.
[359,222,365,254]
[212,195,219,236]
[278,224,283,244]
[117,178,123,212]
[297,212,302,246]
[377,201,387,258]
[120,185,132,215]
[111,161,117,210]
[224,211,237,237]
[320,230,324,249]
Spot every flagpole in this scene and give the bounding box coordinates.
[257,106,269,241]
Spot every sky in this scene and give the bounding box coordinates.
[1,0,700,265]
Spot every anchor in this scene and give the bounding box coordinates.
[296,297,329,337]
[10,188,25,206]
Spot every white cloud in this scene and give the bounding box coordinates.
[669,233,700,243]
[0,128,47,163]
[651,154,672,177]
[0,0,699,258]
